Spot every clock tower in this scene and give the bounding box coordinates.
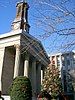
[12,0,30,33]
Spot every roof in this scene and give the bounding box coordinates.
[0,29,22,39]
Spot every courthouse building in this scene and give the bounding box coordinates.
[0,0,50,99]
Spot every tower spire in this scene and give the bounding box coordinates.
[11,0,30,33]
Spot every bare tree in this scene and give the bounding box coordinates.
[29,0,75,53]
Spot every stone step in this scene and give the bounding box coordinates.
[2,95,10,100]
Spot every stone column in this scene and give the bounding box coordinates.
[59,55,62,77]
[14,45,20,78]
[41,69,43,85]
[32,58,37,99]
[37,63,41,93]
[24,53,29,77]
[0,47,5,92]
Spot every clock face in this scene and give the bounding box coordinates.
[14,23,20,29]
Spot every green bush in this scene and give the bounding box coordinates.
[9,76,32,100]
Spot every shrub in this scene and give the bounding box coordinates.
[9,76,32,100]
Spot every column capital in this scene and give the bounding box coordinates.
[14,44,20,49]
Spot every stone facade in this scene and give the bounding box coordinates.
[0,30,49,98]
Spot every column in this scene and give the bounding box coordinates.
[41,69,43,85]
[14,45,20,78]
[55,56,57,67]
[32,58,37,99]
[24,53,29,77]
[59,55,62,77]
[0,47,5,92]
[37,63,41,93]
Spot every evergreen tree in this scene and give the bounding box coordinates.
[9,76,32,100]
[42,64,62,98]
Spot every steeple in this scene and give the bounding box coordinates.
[11,0,30,33]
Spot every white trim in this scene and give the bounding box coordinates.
[0,29,22,39]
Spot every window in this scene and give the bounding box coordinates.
[73,59,75,64]
[62,61,65,66]
[57,60,60,66]
[73,53,75,64]
[63,73,67,92]
[52,56,55,65]
[62,56,64,60]
[57,56,60,66]
[67,60,70,66]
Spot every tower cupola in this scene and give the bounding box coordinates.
[12,0,30,33]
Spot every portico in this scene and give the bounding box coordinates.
[0,30,49,97]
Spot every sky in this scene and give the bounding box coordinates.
[0,0,75,54]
